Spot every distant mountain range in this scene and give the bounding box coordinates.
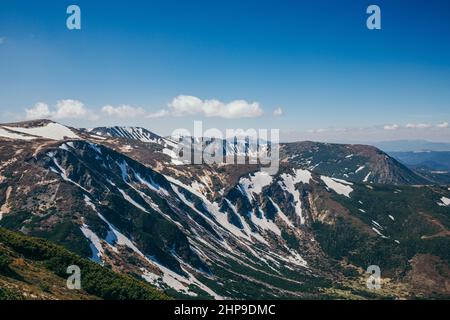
[387,151,450,185]
[357,140,450,185]
[0,120,449,299]
[374,140,450,152]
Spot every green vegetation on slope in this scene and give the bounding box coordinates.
[0,227,169,300]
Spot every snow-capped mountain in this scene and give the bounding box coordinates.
[281,141,428,185]
[0,120,449,299]
[86,126,164,145]
[0,119,80,141]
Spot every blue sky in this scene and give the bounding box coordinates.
[1,0,450,142]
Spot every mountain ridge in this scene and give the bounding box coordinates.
[0,119,449,299]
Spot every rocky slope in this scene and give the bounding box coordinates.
[0,120,448,299]
[281,141,429,185]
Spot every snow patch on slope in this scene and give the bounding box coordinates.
[320,176,353,198]
[162,148,184,165]
[355,165,365,173]
[269,197,294,228]
[278,169,312,224]
[4,123,80,140]
[438,196,450,206]
[80,224,104,263]
[0,127,36,140]
[83,195,220,298]
[251,208,281,236]
[239,171,273,202]
[47,152,90,193]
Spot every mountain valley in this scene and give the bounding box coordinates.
[0,120,449,299]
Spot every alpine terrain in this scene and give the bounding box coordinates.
[0,120,449,299]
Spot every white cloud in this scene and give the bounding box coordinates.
[101,105,146,118]
[101,104,170,119]
[167,95,264,118]
[54,99,97,120]
[25,102,52,119]
[383,124,399,130]
[22,95,271,122]
[146,109,170,118]
[405,123,432,129]
[169,95,204,115]
[273,107,283,116]
[25,100,98,121]
[0,37,5,45]
[437,122,449,128]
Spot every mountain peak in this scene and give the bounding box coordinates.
[0,119,80,141]
[88,126,162,144]
[1,119,56,128]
